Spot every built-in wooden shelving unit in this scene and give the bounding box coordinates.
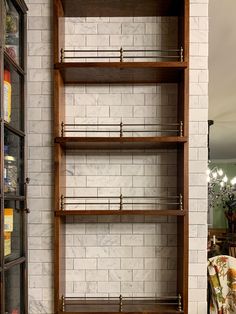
[53,0,189,312]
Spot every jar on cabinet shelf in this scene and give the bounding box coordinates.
[4,154,17,193]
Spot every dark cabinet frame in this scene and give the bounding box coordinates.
[0,0,28,313]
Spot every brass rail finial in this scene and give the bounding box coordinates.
[120,47,123,62]
[61,195,65,210]
[178,294,182,311]
[120,194,123,210]
[179,194,183,211]
[180,46,183,62]
[61,295,65,312]
[180,121,183,137]
[60,48,64,62]
[119,294,123,312]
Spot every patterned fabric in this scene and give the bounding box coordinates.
[208,255,236,314]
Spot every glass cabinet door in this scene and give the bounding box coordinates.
[4,201,24,263]
[1,0,27,313]
[5,264,25,314]
[4,128,24,197]
[4,62,24,131]
[4,0,23,66]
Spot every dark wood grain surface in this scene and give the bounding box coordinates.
[60,0,182,17]
[55,62,187,84]
[55,136,187,150]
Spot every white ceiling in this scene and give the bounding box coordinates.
[209,0,236,160]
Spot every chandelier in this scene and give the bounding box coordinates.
[207,166,236,209]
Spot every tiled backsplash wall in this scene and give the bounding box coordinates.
[65,220,177,297]
[27,0,208,313]
[64,84,178,136]
[63,17,179,298]
[64,17,178,62]
[64,151,177,205]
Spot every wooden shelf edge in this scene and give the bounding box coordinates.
[55,136,188,143]
[55,61,188,69]
[58,306,184,314]
[55,136,188,150]
[54,62,188,84]
[58,299,184,314]
[60,0,183,18]
[55,210,187,217]
[59,311,183,314]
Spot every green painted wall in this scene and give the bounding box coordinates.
[210,162,236,228]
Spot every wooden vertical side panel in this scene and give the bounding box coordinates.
[177,213,189,313]
[178,68,189,146]
[54,143,66,314]
[178,68,189,210]
[177,0,189,303]
[54,71,66,313]
[177,145,189,313]
[171,4,189,304]
[177,72,189,137]
[53,0,65,64]
[183,0,189,63]
[177,69,189,190]
[54,0,66,311]
[54,216,66,314]
[54,71,66,314]
[178,0,189,63]
[177,68,189,312]
[54,70,65,137]
[54,68,65,205]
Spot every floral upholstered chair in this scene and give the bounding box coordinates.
[208,255,236,313]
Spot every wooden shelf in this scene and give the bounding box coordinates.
[55,136,187,150]
[59,309,183,314]
[4,50,25,76]
[4,121,25,137]
[55,209,186,217]
[4,256,26,270]
[55,62,187,84]
[60,0,182,17]
[59,301,183,314]
[4,195,25,201]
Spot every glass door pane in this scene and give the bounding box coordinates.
[4,201,24,263]
[4,63,24,131]
[4,0,22,66]
[5,264,24,314]
[4,129,24,197]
